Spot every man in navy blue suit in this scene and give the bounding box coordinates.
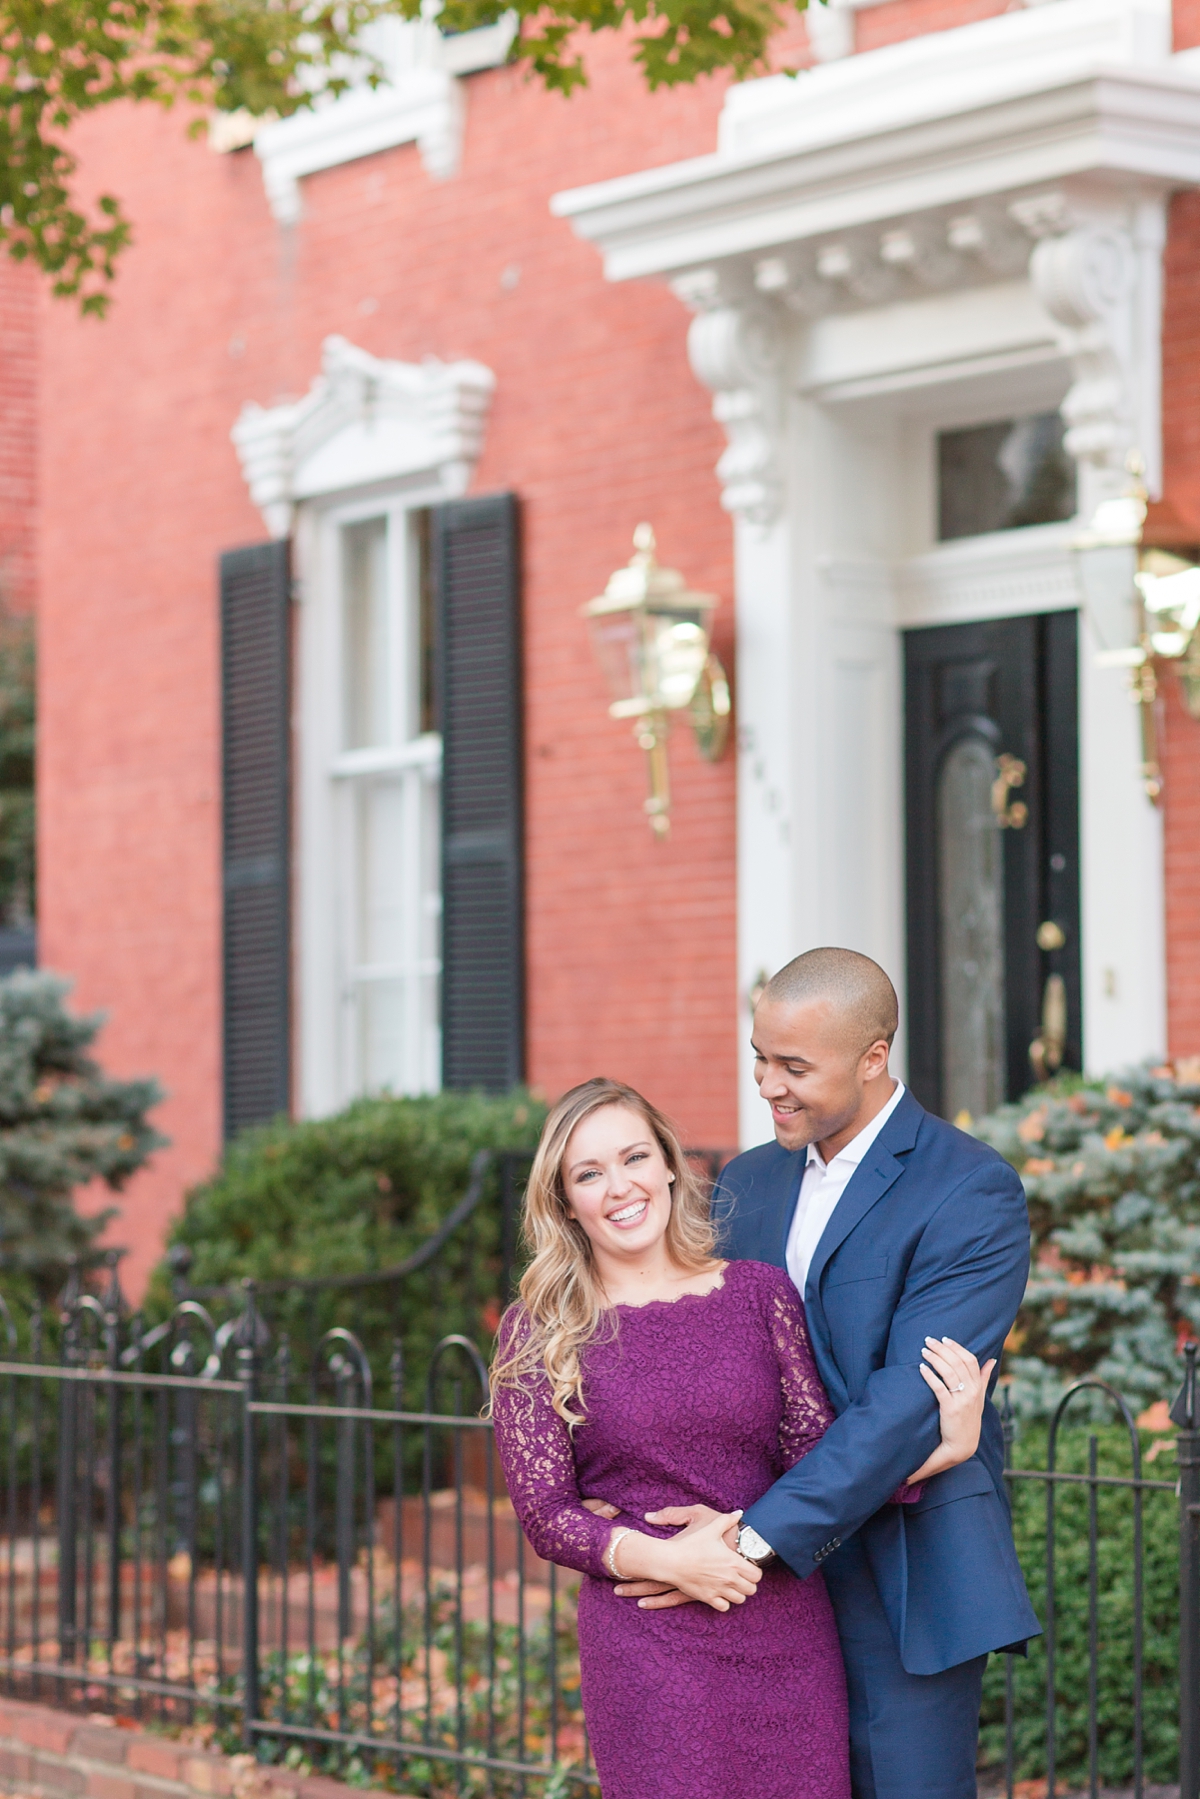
[614,946,1040,1799]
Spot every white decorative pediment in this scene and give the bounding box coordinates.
[253,14,516,224]
[553,0,1200,523]
[231,335,495,535]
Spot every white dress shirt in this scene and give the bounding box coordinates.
[785,1080,906,1300]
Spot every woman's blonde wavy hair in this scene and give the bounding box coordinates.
[490,1077,717,1428]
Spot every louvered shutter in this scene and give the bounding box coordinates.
[220,541,291,1137]
[433,494,524,1091]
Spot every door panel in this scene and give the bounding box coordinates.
[904,612,1081,1119]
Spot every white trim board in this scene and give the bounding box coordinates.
[253,15,516,222]
[231,335,495,538]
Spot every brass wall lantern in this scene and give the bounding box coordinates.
[1076,464,1200,804]
[583,525,731,838]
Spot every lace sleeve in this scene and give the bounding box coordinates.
[490,1313,617,1581]
[764,1273,837,1470]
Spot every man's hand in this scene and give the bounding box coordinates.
[613,1504,728,1609]
[582,1497,689,1605]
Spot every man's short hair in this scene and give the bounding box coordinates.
[761,947,899,1052]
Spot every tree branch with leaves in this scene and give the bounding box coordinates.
[1,0,804,312]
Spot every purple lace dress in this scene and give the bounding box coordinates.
[491,1259,851,1799]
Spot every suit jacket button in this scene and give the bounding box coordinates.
[831,1538,841,1550]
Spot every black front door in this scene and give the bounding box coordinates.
[904,612,1081,1121]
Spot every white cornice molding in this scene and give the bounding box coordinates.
[551,0,1197,283]
[231,335,496,536]
[254,15,515,224]
[552,0,1198,520]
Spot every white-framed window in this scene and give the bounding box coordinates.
[231,334,497,1119]
[298,494,441,1110]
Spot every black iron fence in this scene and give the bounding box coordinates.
[0,1264,1198,1797]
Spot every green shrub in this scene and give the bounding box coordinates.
[979,1421,1180,1788]
[150,1090,546,1399]
[971,1063,1200,1420]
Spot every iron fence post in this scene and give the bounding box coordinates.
[56,1262,81,1669]
[238,1280,261,1750]
[103,1252,123,1654]
[1173,1341,1200,1799]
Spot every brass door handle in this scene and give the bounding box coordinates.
[1030,973,1067,1082]
[992,754,1028,829]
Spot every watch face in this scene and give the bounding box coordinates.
[738,1525,773,1564]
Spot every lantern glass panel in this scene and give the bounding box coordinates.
[588,610,651,708]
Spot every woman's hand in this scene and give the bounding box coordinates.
[906,1336,998,1484]
[608,1510,761,1612]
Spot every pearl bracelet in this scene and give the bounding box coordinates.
[605,1527,632,1580]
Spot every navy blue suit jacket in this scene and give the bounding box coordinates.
[718,1086,1041,1675]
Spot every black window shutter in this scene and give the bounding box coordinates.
[220,541,291,1138]
[433,494,524,1092]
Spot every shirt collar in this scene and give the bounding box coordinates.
[805,1079,906,1173]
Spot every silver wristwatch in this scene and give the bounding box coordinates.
[736,1523,776,1566]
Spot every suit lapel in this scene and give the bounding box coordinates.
[771,1152,806,1267]
[804,1088,925,1299]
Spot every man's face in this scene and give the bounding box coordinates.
[752,996,881,1153]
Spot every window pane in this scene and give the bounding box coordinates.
[357,776,406,967]
[351,766,440,1095]
[343,518,390,748]
[937,413,1076,542]
[938,735,1006,1119]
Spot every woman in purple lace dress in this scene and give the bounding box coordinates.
[490,1078,990,1799]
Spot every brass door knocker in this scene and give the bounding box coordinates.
[991,753,1028,829]
[1030,974,1067,1082]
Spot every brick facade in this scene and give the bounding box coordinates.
[0,261,37,621]
[38,48,748,1293]
[29,2,1200,1290]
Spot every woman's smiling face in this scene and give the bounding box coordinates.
[561,1103,675,1263]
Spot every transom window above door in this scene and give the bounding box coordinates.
[937,413,1077,542]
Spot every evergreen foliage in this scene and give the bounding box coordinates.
[0,969,166,1298]
[150,1089,546,1393]
[978,1421,1179,1787]
[971,1062,1200,1419]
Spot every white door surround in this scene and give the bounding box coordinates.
[555,0,1200,1141]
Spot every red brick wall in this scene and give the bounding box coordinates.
[1162,676,1200,1057]
[0,259,37,618]
[1154,188,1200,1056]
[38,42,743,1295]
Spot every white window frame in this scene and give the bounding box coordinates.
[295,487,446,1115]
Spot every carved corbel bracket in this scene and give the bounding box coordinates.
[674,272,785,526]
[1030,224,1134,475]
[1021,196,1162,516]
